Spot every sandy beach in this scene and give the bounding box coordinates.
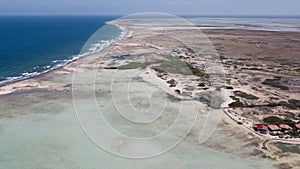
[0,16,300,169]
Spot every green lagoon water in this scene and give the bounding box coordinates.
[0,68,275,169]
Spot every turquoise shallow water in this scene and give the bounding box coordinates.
[0,98,275,169]
[0,15,283,168]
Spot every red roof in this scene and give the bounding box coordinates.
[268,124,280,131]
[279,124,292,130]
[296,123,300,129]
[256,124,268,131]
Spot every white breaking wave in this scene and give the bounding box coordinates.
[0,24,127,86]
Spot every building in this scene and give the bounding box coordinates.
[279,124,293,131]
[255,124,268,133]
[296,123,300,130]
[268,124,280,132]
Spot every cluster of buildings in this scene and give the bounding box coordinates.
[254,123,300,136]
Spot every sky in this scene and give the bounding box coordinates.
[0,0,299,16]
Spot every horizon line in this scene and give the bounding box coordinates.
[1,14,300,18]
[1,12,300,16]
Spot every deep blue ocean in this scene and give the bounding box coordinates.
[1,15,299,85]
[0,16,122,85]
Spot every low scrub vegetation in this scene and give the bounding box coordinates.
[234,91,259,100]
[262,77,289,90]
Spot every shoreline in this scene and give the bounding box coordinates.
[0,22,128,88]
[0,17,300,168]
[0,20,299,147]
[0,21,299,147]
[0,26,298,88]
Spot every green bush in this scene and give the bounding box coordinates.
[151,59,208,77]
[283,119,295,127]
[263,116,283,125]
[234,91,259,100]
[198,82,206,87]
[262,77,289,90]
[118,62,158,69]
[229,100,244,107]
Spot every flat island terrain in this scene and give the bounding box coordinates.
[0,17,299,169]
